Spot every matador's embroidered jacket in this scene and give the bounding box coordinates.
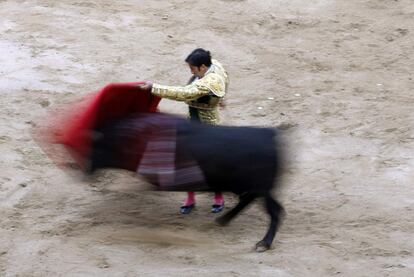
[151,59,229,125]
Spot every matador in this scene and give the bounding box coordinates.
[141,48,229,214]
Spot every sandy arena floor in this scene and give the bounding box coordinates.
[0,0,413,276]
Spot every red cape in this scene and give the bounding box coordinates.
[41,82,161,170]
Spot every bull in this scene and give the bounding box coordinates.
[88,112,286,252]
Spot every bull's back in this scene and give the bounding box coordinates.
[179,123,280,194]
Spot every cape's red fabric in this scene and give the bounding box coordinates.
[51,82,161,169]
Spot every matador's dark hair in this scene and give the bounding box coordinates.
[185,48,212,68]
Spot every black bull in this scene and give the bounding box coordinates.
[89,113,286,252]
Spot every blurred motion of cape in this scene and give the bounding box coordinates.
[35,82,161,172]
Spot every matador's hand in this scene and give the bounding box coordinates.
[137,81,153,91]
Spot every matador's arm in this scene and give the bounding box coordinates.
[151,72,226,101]
[151,83,210,102]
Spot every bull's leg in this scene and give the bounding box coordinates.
[216,193,256,226]
[255,195,284,252]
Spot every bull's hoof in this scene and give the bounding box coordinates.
[215,216,229,226]
[255,241,271,252]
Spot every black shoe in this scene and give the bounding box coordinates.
[180,204,195,214]
[211,203,224,213]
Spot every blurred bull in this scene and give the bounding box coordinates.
[89,112,286,252]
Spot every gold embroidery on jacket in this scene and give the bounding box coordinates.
[151,59,228,124]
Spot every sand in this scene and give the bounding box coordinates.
[0,0,413,276]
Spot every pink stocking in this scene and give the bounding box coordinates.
[214,192,224,205]
[183,192,195,206]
